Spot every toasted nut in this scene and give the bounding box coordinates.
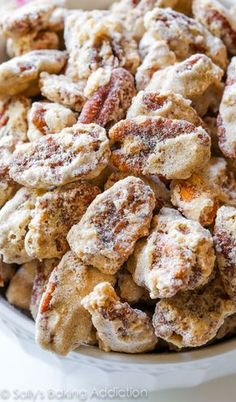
[109,116,211,180]
[67,176,155,274]
[217,57,236,159]
[144,7,227,69]
[127,90,204,127]
[40,73,86,112]
[136,41,176,90]
[27,101,77,142]
[111,0,179,41]
[0,0,65,38]
[30,258,60,320]
[6,261,38,311]
[25,181,100,260]
[81,282,157,353]
[128,207,215,298]
[0,188,36,264]
[146,53,224,116]
[64,10,140,82]
[152,277,236,348]
[79,68,136,129]
[9,123,110,189]
[0,50,67,96]
[193,0,236,55]
[214,206,236,303]
[35,251,115,356]
[171,157,236,226]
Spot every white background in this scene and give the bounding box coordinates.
[0,330,236,402]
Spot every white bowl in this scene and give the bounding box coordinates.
[1,0,236,392]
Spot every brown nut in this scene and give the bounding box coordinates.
[67,176,155,274]
[109,116,211,180]
[79,68,136,129]
[214,206,236,303]
[6,31,60,57]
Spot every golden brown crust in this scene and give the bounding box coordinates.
[109,116,211,180]
[67,176,155,274]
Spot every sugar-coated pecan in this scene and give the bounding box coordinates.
[6,31,60,57]
[0,50,67,96]
[109,116,211,180]
[67,176,155,274]
[35,251,115,356]
[81,282,158,353]
[127,90,204,127]
[128,208,215,298]
[153,276,236,348]
[64,11,140,83]
[193,0,236,55]
[27,101,76,142]
[217,57,236,159]
[147,54,224,116]
[143,7,227,70]
[9,123,110,189]
[0,0,65,38]
[25,181,100,260]
[79,68,136,128]
[40,73,86,112]
[214,206,236,303]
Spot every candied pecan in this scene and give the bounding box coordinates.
[6,31,60,57]
[27,101,77,142]
[81,282,157,353]
[128,208,215,298]
[9,123,110,189]
[214,206,236,303]
[25,181,100,260]
[127,90,204,127]
[109,116,211,180]
[79,68,136,128]
[143,7,227,70]
[147,54,224,116]
[193,0,236,55]
[40,73,86,112]
[6,261,38,311]
[64,11,140,83]
[217,57,236,159]
[0,50,67,96]
[35,251,115,355]
[67,176,155,274]
[0,0,65,38]
[153,276,236,348]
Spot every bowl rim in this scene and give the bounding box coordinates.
[1,296,236,366]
